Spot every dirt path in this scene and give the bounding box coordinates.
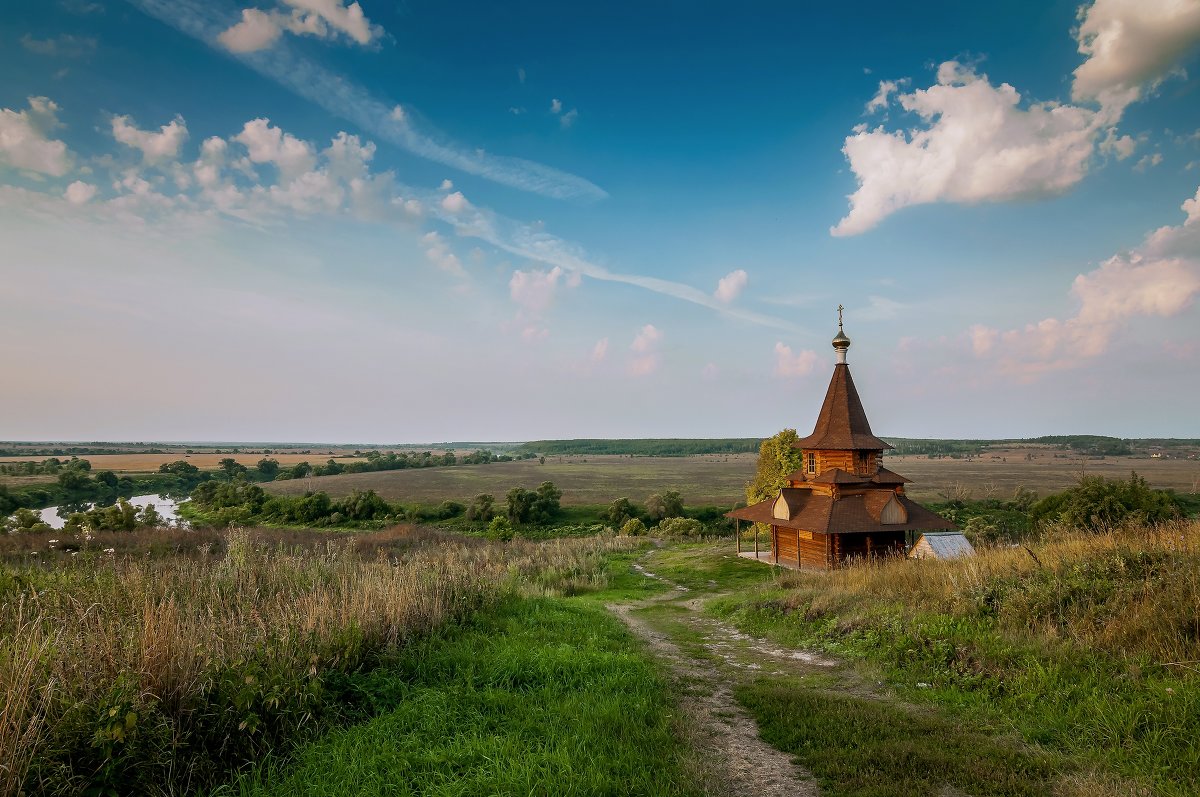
[607,561,823,797]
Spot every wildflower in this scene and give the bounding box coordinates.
[104,547,116,555]
[48,539,59,547]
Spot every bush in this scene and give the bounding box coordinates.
[619,518,647,537]
[605,498,637,527]
[487,516,514,541]
[656,517,703,537]
[644,490,684,522]
[1031,472,1181,531]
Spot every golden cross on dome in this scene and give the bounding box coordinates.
[837,304,844,330]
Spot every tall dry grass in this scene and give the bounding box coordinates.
[774,519,1200,666]
[0,525,636,796]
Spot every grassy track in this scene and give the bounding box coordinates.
[226,596,700,797]
[694,526,1200,797]
[737,679,1057,797]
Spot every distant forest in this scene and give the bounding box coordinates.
[514,435,1200,458]
[515,439,763,457]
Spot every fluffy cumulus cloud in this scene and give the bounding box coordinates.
[835,3,1200,236]
[218,8,282,52]
[590,338,609,363]
[509,266,563,315]
[441,191,469,214]
[232,118,315,180]
[0,97,71,176]
[773,342,819,377]
[969,184,1200,377]
[63,180,97,204]
[714,269,748,303]
[1072,0,1200,116]
[421,231,466,278]
[218,0,383,53]
[834,62,1100,236]
[112,114,189,164]
[629,324,662,376]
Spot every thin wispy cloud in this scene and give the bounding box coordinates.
[436,201,801,332]
[125,0,607,201]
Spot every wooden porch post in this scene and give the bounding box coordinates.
[735,518,741,554]
[754,523,759,559]
[796,527,801,569]
[773,525,778,565]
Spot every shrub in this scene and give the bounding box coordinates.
[656,517,703,537]
[487,516,514,541]
[619,518,647,537]
[644,490,684,522]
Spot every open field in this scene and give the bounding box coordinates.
[888,450,1200,500]
[262,451,1200,506]
[264,454,758,505]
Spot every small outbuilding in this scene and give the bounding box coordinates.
[908,532,975,560]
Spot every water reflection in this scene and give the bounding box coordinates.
[32,494,189,530]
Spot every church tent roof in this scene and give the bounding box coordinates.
[793,364,892,451]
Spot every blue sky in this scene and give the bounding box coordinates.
[2,0,1199,442]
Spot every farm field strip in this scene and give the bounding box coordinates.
[260,453,1200,506]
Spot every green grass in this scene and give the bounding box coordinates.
[705,558,1200,795]
[736,677,1059,797]
[225,596,701,797]
[640,542,780,592]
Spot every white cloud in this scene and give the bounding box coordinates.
[131,0,607,202]
[0,97,71,176]
[702,362,719,380]
[421,231,466,278]
[1099,127,1137,160]
[112,114,189,164]
[560,109,578,129]
[714,269,748,303]
[20,34,97,58]
[834,62,1100,236]
[631,323,661,352]
[218,8,282,52]
[970,183,1200,376]
[217,0,383,53]
[439,178,453,190]
[629,324,662,376]
[967,324,998,356]
[773,342,818,377]
[441,190,469,213]
[550,98,562,114]
[281,0,381,45]
[1134,152,1164,172]
[865,79,905,113]
[323,131,374,180]
[591,338,608,362]
[233,118,315,180]
[517,67,526,84]
[1072,0,1200,116]
[63,180,96,204]
[509,266,563,315]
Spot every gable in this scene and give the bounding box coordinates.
[773,493,791,520]
[879,495,908,524]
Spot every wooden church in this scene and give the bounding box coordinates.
[728,311,957,569]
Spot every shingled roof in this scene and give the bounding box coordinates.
[727,492,956,534]
[794,364,892,451]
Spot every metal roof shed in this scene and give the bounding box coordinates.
[909,532,976,560]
